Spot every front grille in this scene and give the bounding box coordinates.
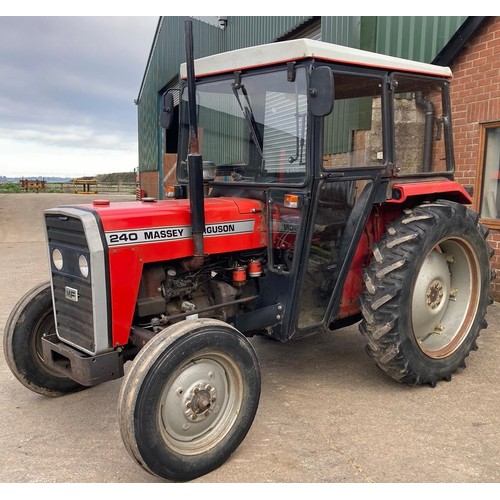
[46,214,96,353]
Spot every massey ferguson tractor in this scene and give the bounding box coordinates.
[4,22,494,481]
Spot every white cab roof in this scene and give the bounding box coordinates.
[180,38,452,79]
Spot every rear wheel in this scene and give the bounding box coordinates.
[3,282,84,396]
[118,318,261,481]
[360,201,493,386]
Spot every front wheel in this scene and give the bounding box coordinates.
[3,282,84,396]
[360,201,493,386]
[118,319,261,481]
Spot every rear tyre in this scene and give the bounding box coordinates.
[360,201,493,386]
[3,282,84,396]
[118,319,261,481]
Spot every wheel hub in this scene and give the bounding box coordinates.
[185,384,217,421]
[426,279,445,309]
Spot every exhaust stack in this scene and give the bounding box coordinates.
[185,19,205,257]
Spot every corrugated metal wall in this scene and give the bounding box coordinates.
[374,16,467,62]
[321,16,362,47]
[223,16,313,49]
[137,16,468,177]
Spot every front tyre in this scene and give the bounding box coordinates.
[360,201,493,386]
[3,282,84,396]
[118,319,261,482]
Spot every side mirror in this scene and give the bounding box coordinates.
[308,66,334,117]
[160,91,175,129]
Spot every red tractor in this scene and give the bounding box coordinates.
[4,23,493,481]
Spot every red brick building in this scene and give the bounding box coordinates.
[440,16,500,298]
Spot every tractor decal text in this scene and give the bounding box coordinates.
[105,220,255,247]
[204,224,235,234]
[144,228,186,240]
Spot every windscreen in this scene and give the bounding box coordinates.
[178,67,308,184]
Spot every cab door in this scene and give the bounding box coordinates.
[295,176,376,331]
[294,67,387,334]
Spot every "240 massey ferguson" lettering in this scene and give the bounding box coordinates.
[105,220,255,247]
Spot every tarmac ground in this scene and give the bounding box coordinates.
[1,193,499,488]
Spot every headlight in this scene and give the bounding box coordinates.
[52,248,63,270]
[79,255,89,278]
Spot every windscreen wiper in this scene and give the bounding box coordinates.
[289,112,306,165]
[288,80,306,165]
[231,83,263,157]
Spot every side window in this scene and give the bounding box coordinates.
[478,123,500,224]
[322,73,384,169]
[393,74,452,175]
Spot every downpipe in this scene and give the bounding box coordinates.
[415,91,435,173]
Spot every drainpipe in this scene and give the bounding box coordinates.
[415,91,435,173]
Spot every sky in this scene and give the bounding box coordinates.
[0,15,159,178]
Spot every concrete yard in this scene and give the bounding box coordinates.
[1,193,499,486]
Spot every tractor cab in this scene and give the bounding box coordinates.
[164,38,466,338]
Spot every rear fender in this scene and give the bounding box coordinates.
[388,180,473,205]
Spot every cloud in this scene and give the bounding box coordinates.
[0,123,135,152]
[0,136,136,178]
[0,16,158,177]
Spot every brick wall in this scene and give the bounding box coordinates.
[450,16,500,299]
[139,171,159,199]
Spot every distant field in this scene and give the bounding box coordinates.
[0,172,136,194]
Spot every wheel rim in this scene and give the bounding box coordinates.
[30,309,68,379]
[158,349,243,456]
[411,237,481,358]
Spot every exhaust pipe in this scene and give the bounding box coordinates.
[185,19,205,257]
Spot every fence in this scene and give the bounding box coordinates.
[19,179,46,192]
[44,182,136,194]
